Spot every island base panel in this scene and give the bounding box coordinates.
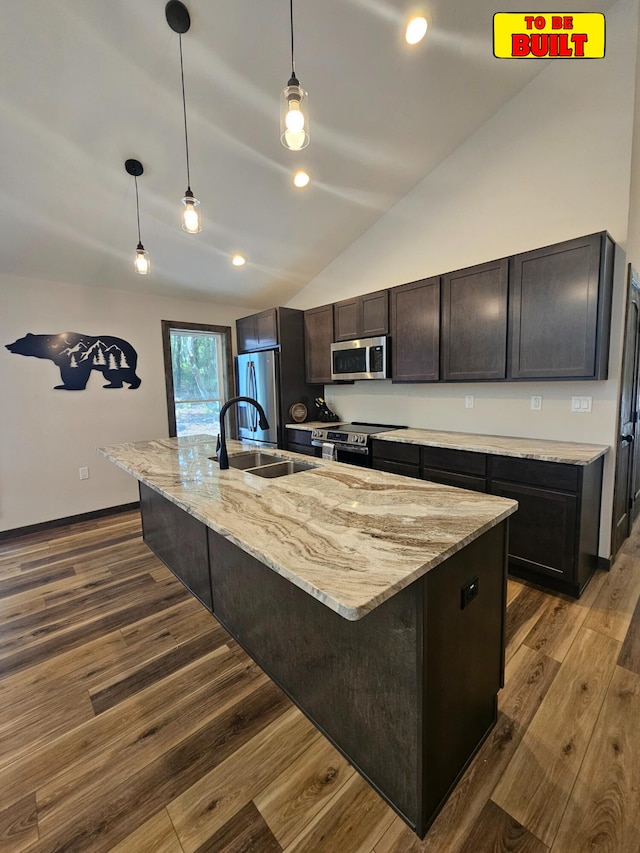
[139,482,213,611]
[208,522,507,837]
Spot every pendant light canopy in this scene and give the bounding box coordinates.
[280,0,309,151]
[125,159,150,275]
[166,1,202,233]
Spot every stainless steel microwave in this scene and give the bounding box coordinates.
[330,335,388,381]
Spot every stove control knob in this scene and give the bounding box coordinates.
[312,429,322,439]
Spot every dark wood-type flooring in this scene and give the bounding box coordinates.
[1,509,640,851]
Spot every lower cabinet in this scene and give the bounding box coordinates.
[371,440,604,597]
[139,482,213,611]
[285,428,321,457]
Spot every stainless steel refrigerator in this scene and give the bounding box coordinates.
[236,350,279,446]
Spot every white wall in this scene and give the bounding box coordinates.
[287,0,639,557]
[1,273,256,532]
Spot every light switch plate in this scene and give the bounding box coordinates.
[465,395,474,409]
[530,396,542,411]
[571,396,592,413]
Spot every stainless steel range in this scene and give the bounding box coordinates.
[311,422,406,466]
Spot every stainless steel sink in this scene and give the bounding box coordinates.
[246,460,319,478]
[209,451,283,470]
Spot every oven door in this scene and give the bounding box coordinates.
[311,440,372,467]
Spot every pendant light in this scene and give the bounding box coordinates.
[125,159,150,275]
[280,0,309,151]
[166,1,202,233]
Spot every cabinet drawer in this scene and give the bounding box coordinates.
[421,447,487,476]
[371,440,420,466]
[288,442,320,458]
[422,469,487,493]
[373,459,421,479]
[491,456,579,492]
[287,429,313,447]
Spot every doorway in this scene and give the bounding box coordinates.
[611,265,640,558]
[161,321,234,438]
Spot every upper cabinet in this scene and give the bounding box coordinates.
[508,232,614,380]
[391,277,440,382]
[304,304,334,384]
[334,290,389,342]
[441,259,509,381]
[236,308,278,353]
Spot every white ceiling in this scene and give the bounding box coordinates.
[0,0,616,308]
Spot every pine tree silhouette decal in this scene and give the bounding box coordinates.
[93,347,106,366]
[108,352,118,370]
[119,351,130,369]
[69,354,78,368]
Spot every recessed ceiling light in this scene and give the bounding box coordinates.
[293,170,310,188]
[231,254,246,267]
[405,16,428,45]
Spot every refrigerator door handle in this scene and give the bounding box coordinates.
[250,362,258,431]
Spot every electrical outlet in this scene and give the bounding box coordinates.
[79,467,90,480]
[464,395,474,409]
[571,396,592,413]
[530,396,542,411]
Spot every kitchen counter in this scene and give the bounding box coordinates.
[285,420,346,430]
[99,434,516,621]
[99,433,516,837]
[374,428,608,465]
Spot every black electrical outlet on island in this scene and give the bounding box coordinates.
[461,577,479,609]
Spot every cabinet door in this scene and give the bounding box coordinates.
[491,480,577,581]
[255,309,278,349]
[442,259,508,380]
[391,277,440,382]
[422,469,487,493]
[509,233,607,379]
[334,298,360,342]
[236,315,257,354]
[361,290,389,337]
[304,304,334,384]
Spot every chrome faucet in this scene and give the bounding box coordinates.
[216,396,270,470]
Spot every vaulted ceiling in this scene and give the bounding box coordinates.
[0,0,616,307]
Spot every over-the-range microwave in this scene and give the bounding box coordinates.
[330,335,388,381]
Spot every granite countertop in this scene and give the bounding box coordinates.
[286,421,346,430]
[373,428,609,466]
[99,434,517,621]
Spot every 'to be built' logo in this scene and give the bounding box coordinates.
[494,13,605,58]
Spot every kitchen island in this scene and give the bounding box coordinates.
[99,434,517,837]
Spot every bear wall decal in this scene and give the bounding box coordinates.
[5,332,142,391]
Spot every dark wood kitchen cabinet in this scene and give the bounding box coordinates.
[286,428,321,457]
[372,439,604,597]
[333,290,389,342]
[304,304,334,384]
[441,258,508,381]
[490,455,604,596]
[139,482,212,611]
[390,277,440,382]
[236,308,278,353]
[508,232,614,380]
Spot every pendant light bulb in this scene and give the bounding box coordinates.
[281,0,309,150]
[280,78,310,150]
[125,159,151,277]
[135,243,150,275]
[181,189,202,233]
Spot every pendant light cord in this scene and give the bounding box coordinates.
[134,175,142,245]
[289,0,295,77]
[179,33,192,190]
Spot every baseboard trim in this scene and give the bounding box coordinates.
[598,555,612,571]
[0,502,140,542]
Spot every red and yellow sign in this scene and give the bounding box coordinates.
[494,13,605,58]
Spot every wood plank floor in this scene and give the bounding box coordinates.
[1,510,640,852]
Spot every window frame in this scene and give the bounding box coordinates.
[161,320,235,439]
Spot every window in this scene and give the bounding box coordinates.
[161,321,234,438]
